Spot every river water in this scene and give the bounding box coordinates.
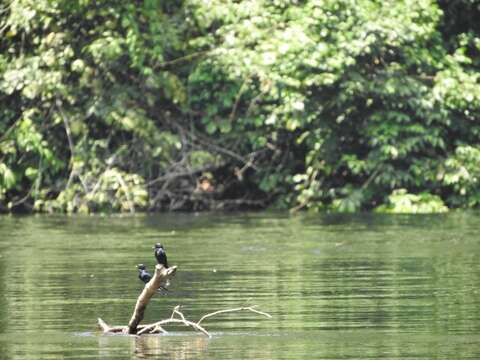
[0,212,479,359]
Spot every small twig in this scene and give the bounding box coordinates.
[56,100,75,162]
[0,0,12,13]
[97,318,111,332]
[205,198,267,209]
[173,122,258,170]
[153,50,213,69]
[234,151,259,180]
[197,305,272,325]
[152,325,167,334]
[114,172,135,213]
[137,317,210,337]
[229,77,250,122]
[248,307,273,319]
[56,100,89,194]
[173,307,186,322]
[146,163,223,187]
[0,23,8,37]
[87,154,117,197]
[0,118,20,144]
[164,318,211,337]
[290,169,320,213]
[137,324,156,335]
[201,140,258,170]
[245,88,268,118]
[9,190,32,208]
[361,166,381,190]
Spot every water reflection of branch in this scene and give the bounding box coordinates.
[133,334,209,360]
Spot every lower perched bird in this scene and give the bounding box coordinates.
[137,264,168,294]
[137,264,152,284]
[153,243,168,268]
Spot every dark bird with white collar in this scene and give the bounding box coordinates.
[153,243,168,268]
[137,264,152,284]
[137,264,168,294]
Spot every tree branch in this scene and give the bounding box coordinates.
[99,304,271,337]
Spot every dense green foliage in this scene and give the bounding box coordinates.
[1,0,479,213]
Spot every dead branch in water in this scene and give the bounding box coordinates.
[128,264,177,334]
[98,262,271,336]
[98,304,271,337]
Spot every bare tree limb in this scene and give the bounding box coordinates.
[56,99,89,194]
[114,172,135,214]
[197,305,272,325]
[229,77,251,122]
[146,163,224,188]
[100,304,272,337]
[153,50,213,69]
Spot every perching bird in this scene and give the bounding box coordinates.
[137,264,168,294]
[153,243,168,268]
[137,264,152,284]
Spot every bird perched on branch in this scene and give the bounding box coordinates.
[153,243,168,268]
[137,264,168,294]
[137,264,152,284]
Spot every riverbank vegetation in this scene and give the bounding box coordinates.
[1,0,479,213]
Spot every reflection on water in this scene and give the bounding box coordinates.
[132,335,209,359]
[0,212,480,359]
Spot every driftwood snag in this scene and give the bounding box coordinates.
[128,264,177,334]
[135,305,272,337]
[98,305,271,337]
[97,263,272,336]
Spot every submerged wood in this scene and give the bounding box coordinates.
[127,264,177,334]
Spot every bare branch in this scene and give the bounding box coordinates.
[146,163,223,188]
[229,77,251,122]
[97,318,111,332]
[56,100,89,194]
[114,171,135,214]
[152,325,167,334]
[153,49,213,69]
[197,305,272,325]
[105,304,271,337]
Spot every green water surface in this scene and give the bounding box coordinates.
[0,212,479,359]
